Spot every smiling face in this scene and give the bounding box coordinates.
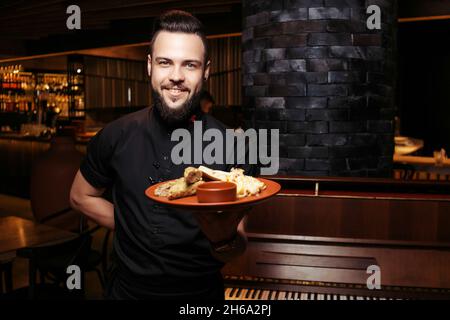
[148,31,210,124]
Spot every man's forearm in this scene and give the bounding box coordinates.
[71,195,115,230]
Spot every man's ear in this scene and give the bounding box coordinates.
[147,54,152,77]
[204,60,211,81]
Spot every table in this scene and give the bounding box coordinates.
[0,216,76,254]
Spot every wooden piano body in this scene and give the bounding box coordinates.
[222,176,450,300]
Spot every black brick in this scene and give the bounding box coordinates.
[281,20,328,33]
[255,120,288,133]
[268,85,306,96]
[326,20,366,32]
[288,121,328,133]
[306,109,348,120]
[328,96,365,108]
[308,59,348,71]
[347,133,377,146]
[307,133,348,146]
[263,48,286,61]
[367,120,393,133]
[329,46,384,60]
[254,23,283,37]
[245,12,270,28]
[255,97,286,108]
[243,38,269,51]
[289,59,307,72]
[305,159,330,170]
[329,145,370,157]
[243,74,254,86]
[279,158,305,172]
[270,35,308,48]
[244,0,283,15]
[324,0,365,7]
[242,28,254,42]
[253,73,270,85]
[330,121,366,133]
[270,9,308,22]
[328,71,364,83]
[269,109,306,121]
[308,84,348,96]
[280,134,307,147]
[308,7,351,20]
[287,47,328,59]
[267,60,290,73]
[352,34,382,46]
[243,62,266,74]
[245,86,267,97]
[286,0,325,8]
[308,33,352,46]
[330,158,349,171]
[286,97,327,109]
[289,146,329,158]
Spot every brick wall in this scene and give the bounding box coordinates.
[243,0,397,177]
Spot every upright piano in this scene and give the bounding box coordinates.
[222,176,450,300]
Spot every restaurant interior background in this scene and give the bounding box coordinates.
[1,0,450,300]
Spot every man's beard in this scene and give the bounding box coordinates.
[152,87,202,126]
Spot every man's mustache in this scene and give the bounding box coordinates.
[162,84,189,91]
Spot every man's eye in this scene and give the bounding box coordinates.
[186,63,196,69]
[159,60,169,66]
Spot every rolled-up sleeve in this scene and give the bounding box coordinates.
[80,128,116,189]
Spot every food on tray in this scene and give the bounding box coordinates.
[154,166,266,200]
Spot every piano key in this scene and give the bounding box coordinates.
[227,287,237,300]
[333,295,338,300]
[300,293,308,300]
[235,288,242,298]
[326,294,332,300]
[278,291,286,300]
[317,294,325,300]
[287,291,293,300]
[238,289,248,300]
[253,289,261,300]
[349,296,355,300]
[340,295,347,300]
[225,287,233,300]
[356,296,364,300]
[309,293,316,300]
[270,290,278,300]
[261,290,270,300]
[293,292,299,300]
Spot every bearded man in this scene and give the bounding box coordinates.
[69,10,254,300]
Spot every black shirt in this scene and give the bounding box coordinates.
[80,106,254,292]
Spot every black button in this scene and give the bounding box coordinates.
[153,162,160,169]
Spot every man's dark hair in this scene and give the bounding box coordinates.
[150,10,209,62]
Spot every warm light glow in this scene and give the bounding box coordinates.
[76,68,82,73]
[398,15,450,23]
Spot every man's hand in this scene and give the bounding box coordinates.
[192,207,249,244]
[192,207,251,263]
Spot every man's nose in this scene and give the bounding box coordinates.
[169,65,185,82]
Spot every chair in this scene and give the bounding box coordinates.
[12,130,111,299]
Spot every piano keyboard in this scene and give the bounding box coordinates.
[223,276,450,300]
[225,287,397,300]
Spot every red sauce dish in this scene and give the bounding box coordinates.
[196,181,237,203]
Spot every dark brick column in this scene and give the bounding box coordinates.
[243,0,397,177]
